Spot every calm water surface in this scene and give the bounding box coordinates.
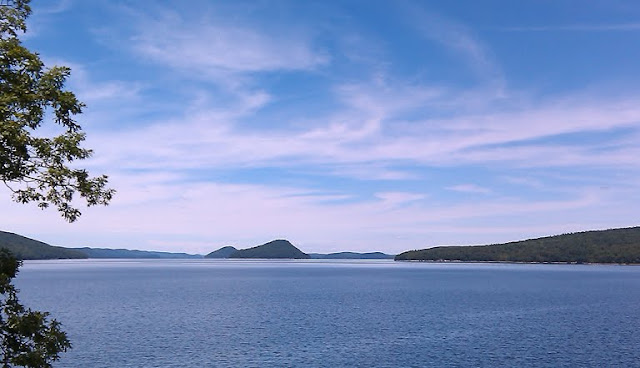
[14,259,640,367]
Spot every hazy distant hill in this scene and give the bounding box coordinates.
[310,252,394,259]
[74,247,202,259]
[230,240,310,259]
[395,226,640,264]
[0,231,87,260]
[204,246,237,258]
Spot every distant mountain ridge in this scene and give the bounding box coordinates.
[205,245,393,259]
[229,240,310,259]
[0,231,392,261]
[73,247,202,259]
[0,231,87,260]
[309,252,394,259]
[395,226,640,264]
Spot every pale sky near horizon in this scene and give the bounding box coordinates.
[1,0,639,254]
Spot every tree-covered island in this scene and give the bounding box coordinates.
[229,239,310,259]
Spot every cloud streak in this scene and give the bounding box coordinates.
[404,5,505,91]
[499,23,640,32]
[447,184,491,194]
[130,7,328,76]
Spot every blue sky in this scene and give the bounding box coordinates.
[3,0,640,254]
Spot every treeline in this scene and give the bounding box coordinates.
[395,226,640,264]
[309,252,394,259]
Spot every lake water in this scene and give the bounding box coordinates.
[14,259,640,367]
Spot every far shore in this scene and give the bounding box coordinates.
[395,259,640,266]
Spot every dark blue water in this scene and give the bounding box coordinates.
[14,260,640,367]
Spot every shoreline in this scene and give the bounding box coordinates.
[394,259,640,266]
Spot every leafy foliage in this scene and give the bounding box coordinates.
[395,226,640,264]
[0,0,114,222]
[0,249,70,367]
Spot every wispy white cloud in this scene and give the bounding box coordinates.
[326,164,418,181]
[40,58,143,105]
[447,184,491,194]
[67,64,142,104]
[502,176,544,189]
[129,7,328,77]
[375,192,427,208]
[499,23,640,32]
[403,5,505,91]
[23,0,75,39]
[36,0,74,15]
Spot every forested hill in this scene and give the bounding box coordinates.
[229,240,310,259]
[395,226,640,264]
[205,246,237,258]
[0,231,87,260]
